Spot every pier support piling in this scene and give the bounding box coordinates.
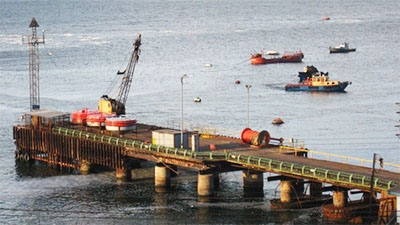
[280,180,295,203]
[80,160,91,174]
[115,167,131,181]
[197,169,214,196]
[242,170,264,196]
[280,178,304,203]
[333,189,348,208]
[310,181,323,197]
[155,163,171,192]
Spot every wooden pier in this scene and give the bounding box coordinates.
[13,109,400,224]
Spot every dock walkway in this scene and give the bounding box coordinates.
[50,123,399,193]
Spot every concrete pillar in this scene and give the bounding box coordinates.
[80,160,91,174]
[310,182,323,197]
[242,170,264,194]
[155,163,171,191]
[280,180,294,203]
[115,167,131,181]
[198,170,214,196]
[333,190,347,208]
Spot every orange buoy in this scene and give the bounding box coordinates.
[241,128,270,147]
[272,117,284,125]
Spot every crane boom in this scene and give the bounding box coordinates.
[117,34,141,107]
[99,34,142,115]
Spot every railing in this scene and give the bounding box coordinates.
[279,146,400,173]
[225,153,397,192]
[52,126,399,192]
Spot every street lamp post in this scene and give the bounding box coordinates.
[180,74,192,148]
[245,84,252,128]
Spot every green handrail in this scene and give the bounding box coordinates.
[52,126,398,192]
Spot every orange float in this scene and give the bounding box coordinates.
[105,116,137,131]
[86,112,116,127]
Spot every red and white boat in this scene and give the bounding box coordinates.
[71,108,98,125]
[105,116,137,131]
[86,112,116,127]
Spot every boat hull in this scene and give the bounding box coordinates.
[329,48,356,53]
[285,82,349,92]
[251,52,304,65]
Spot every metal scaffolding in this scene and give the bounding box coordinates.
[22,17,45,111]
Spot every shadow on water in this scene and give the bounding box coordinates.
[14,160,71,178]
[14,159,116,179]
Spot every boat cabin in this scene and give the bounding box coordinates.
[305,74,339,86]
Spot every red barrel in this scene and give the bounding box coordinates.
[241,128,270,147]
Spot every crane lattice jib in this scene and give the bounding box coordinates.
[116,34,141,105]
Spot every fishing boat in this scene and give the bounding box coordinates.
[105,116,137,132]
[285,74,350,92]
[329,42,356,53]
[250,51,304,65]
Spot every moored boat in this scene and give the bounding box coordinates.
[329,42,356,53]
[105,116,137,131]
[250,51,304,65]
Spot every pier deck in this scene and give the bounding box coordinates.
[13,114,400,223]
[83,123,400,183]
[14,120,399,192]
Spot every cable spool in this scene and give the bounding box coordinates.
[241,128,270,147]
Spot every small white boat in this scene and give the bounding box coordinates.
[194,97,201,102]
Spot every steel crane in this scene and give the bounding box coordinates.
[99,34,141,115]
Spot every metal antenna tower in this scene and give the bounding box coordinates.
[22,17,45,111]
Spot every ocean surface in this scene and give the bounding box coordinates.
[1,0,399,224]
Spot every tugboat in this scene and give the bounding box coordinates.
[285,66,351,92]
[250,51,304,65]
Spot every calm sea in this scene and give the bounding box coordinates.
[0,0,399,224]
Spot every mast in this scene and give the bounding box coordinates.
[22,17,45,111]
